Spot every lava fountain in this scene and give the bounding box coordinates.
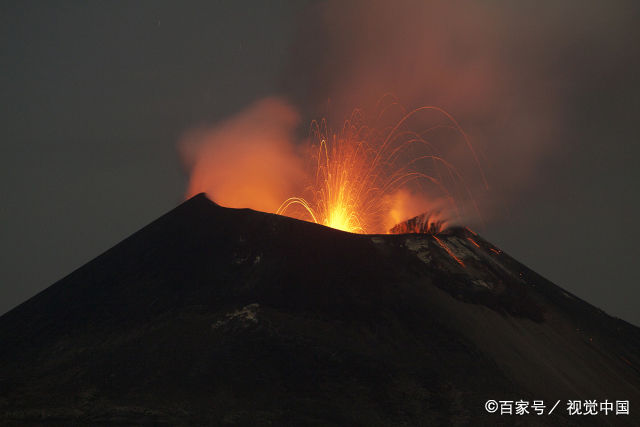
[276,101,486,234]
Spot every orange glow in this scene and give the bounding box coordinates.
[490,248,501,255]
[620,356,633,367]
[180,98,305,214]
[467,237,480,248]
[180,98,484,235]
[433,235,465,267]
[389,210,446,235]
[277,103,483,234]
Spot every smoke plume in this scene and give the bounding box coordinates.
[179,98,305,214]
[283,0,638,222]
[180,0,638,231]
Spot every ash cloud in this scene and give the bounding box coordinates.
[180,0,639,230]
[283,0,639,225]
[179,98,305,213]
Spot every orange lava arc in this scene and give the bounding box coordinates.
[276,103,486,234]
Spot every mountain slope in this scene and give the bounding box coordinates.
[0,193,638,425]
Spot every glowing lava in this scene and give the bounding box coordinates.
[277,102,485,234]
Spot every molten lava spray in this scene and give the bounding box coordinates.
[277,100,484,234]
[180,97,484,235]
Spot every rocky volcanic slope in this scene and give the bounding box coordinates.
[0,194,638,426]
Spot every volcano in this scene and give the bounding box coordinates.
[0,194,638,425]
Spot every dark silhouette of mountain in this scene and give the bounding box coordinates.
[0,194,638,426]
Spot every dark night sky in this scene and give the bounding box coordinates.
[1,1,639,326]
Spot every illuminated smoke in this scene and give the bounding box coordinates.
[179,0,637,234]
[276,103,484,234]
[179,98,305,214]
[180,96,484,234]
[284,0,637,226]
